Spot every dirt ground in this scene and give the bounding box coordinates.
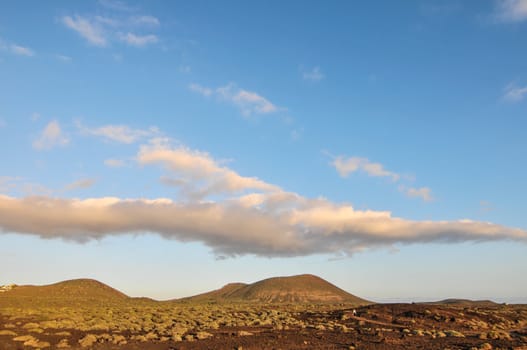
[1,303,526,349]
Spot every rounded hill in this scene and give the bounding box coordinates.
[0,278,128,302]
[182,274,369,304]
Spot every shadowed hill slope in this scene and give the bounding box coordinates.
[181,274,369,304]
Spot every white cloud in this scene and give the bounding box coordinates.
[32,120,69,151]
[104,158,126,167]
[56,54,72,62]
[138,138,280,198]
[495,0,527,22]
[503,83,527,102]
[302,66,325,82]
[10,44,34,57]
[189,83,213,96]
[2,136,526,257]
[99,0,136,12]
[0,192,524,257]
[130,15,160,26]
[0,177,18,193]
[290,128,303,141]
[77,122,160,144]
[480,200,494,213]
[0,38,35,57]
[62,15,107,46]
[179,65,191,73]
[62,13,160,48]
[64,178,97,191]
[190,83,281,117]
[118,32,158,47]
[332,156,400,182]
[400,186,434,202]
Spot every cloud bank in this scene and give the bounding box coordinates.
[0,193,525,258]
[1,138,526,257]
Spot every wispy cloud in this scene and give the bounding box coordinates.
[10,44,34,57]
[118,32,158,47]
[332,156,400,182]
[61,12,161,48]
[0,138,525,257]
[64,178,97,191]
[77,121,160,144]
[32,120,69,151]
[302,66,325,82]
[189,83,212,96]
[495,0,527,22]
[400,186,434,202]
[0,38,35,56]
[0,177,18,193]
[99,0,137,12]
[62,15,108,46]
[503,83,527,102]
[190,83,282,117]
[30,113,41,122]
[331,154,434,202]
[130,15,160,26]
[480,200,494,213]
[104,158,126,168]
[179,65,191,74]
[56,54,72,62]
[138,137,280,198]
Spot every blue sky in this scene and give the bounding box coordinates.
[1,0,526,302]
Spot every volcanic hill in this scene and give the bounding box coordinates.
[182,274,369,304]
[0,278,129,303]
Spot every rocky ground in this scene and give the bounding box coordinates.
[1,301,526,349]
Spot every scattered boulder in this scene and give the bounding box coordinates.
[0,330,17,336]
[56,338,70,348]
[196,331,213,340]
[112,334,127,345]
[130,334,147,342]
[22,323,40,329]
[445,330,465,338]
[13,335,37,342]
[237,330,253,336]
[78,334,98,347]
[145,331,158,340]
[487,330,511,340]
[55,331,71,336]
[23,338,51,348]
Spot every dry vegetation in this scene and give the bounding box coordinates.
[0,279,526,349]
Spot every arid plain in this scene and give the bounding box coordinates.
[1,275,526,350]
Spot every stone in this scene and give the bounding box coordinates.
[56,338,70,348]
[0,330,17,336]
[78,334,98,347]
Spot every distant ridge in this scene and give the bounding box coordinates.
[432,298,498,306]
[181,274,369,304]
[0,279,129,301]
